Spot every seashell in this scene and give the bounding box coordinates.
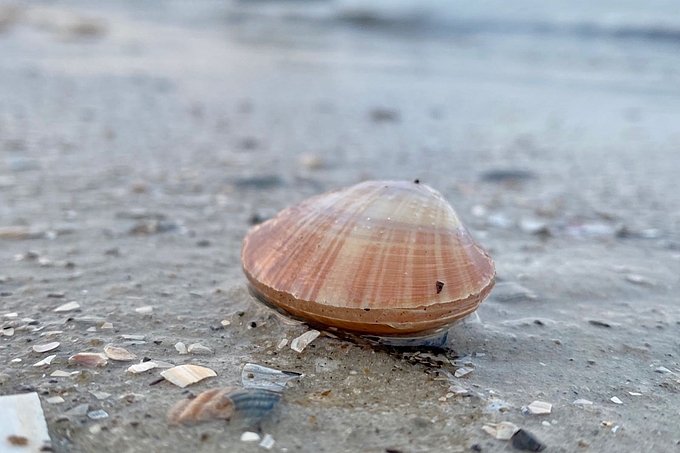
[168,388,281,426]
[103,344,137,361]
[241,363,302,392]
[32,342,60,353]
[68,353,108,367]
[160,364,217,388]
[126,361,158,374]
[241,180,495,335]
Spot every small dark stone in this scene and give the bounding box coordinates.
[149,377,165,386]
[385,450,403,453]
[196,239,211,247]
[234,175,283,190]
[511,429,545,452]
[436,281,444,294]
[470,445,483,452]
[480,169,536,183]
[364,308,371,312]
[370,108,400,123]
[413,179,420,184]
[249,321,257,328]
[0,292,12,297]
[588,320,611,328]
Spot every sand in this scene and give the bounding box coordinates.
[0,2,679,452]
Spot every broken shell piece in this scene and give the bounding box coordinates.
[33,355,57,367]
[0,393,51,452]
[290,330,320,353]
[187,343,213,355]
[32,342,60,353]
[454,366,473,378]
[482,421,519,440]
[50,370,75,377]
[101,322,113,330]
[103,344,137,361]
[135,306,153,314]
[2,327,14,336]
[126,362,158,374]
[68,353,108,367]
[160,364,217,388]
[241,180,496,335]
[573,399,593,405]
[259,434,275,450]
[168,387,237,425]
[169,388,281,427]
[46,396,65,404]
[524,401,552,415]
[54,301,80,312]
[610,396,623,405]
[241,363,302,392]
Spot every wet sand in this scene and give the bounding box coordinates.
[1,3,679,452]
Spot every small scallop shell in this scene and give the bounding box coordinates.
[241,180,495,335]
[168,388,281,426]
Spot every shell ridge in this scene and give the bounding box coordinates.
[303,184,386,303]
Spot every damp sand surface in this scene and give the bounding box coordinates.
[0,2,679,452]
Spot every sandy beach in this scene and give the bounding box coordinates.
[1,2,679,452]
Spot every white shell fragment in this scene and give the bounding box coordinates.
[160,364,217,388]
[135,306,153,314]
[0,392,51,452]
[611,396,623,405]
[454,366,473,378]
[482,422,519,440]
[46,396,65,404]
[241,363,303,392]
[573,399,594,405]
[53,301,80,312]
[290,330,320,353]
[259,434,276,450]
[2,327,14,336]
[174,342,187,355]
[68,353,108,367]
[126,362,158,374]
[33,355,57,367]
[32,342,60,353]
[187,343,213,355]
[525,401,552,415]
[241,432,261,442]
[103,344,137,361]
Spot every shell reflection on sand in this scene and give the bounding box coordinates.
[168,388,282,426]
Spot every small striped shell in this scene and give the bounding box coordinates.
[168,388,281,426]
[241,180,495,335]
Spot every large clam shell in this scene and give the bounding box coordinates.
[241,180,495,335]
